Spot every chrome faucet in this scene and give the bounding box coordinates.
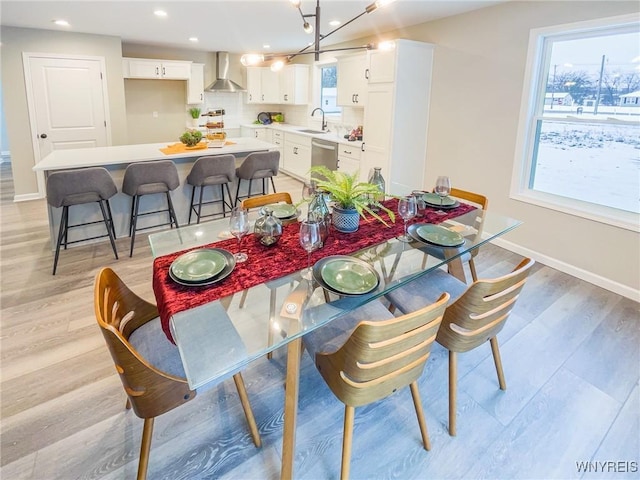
[311,107,327,131]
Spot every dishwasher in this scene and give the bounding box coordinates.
[311,138,338,170]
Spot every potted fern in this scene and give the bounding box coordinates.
[309,166,395,233]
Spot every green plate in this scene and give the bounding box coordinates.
[416,224,465,247]
[170,248,227,282]
[319,257,379,295]
[261,203,298,219]
[422,192,457,207]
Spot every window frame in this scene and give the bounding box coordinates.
[510,13,640,232]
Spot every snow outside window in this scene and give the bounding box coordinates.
[511,14,640,232]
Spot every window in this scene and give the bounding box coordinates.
[320,64,340,114]
[511,14,640,231]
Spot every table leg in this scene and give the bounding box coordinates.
[281,336,302,480]
[444,252,467,283]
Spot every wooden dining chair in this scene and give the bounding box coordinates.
[387,257,534,436]
[94,267,261,480]
[240,191,293,211]
[240,192,297,358]
[302,295,449,480]
[421,187,488,282]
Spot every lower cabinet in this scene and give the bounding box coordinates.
[241,126,268,141]
[283,133,311,180]
[337,143,362,176]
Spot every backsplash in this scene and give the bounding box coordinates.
[200,91,364,137]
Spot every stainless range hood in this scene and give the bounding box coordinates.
[205,52,246,92]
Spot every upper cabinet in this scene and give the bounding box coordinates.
[366,48,397,84]
[186,63,205,104]
[122,58,192,80]
[336,54,367,107]
[246,67,280,104]
[280,65,309,105]
[246,65,309,105]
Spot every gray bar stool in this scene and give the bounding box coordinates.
[186,154,235,224]
[234,151,280,206]
[46,167,118,275]
[122,160,180,257]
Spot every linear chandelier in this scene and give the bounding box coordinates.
[240,0,396,70]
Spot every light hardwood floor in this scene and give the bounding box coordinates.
[1,162,638,479]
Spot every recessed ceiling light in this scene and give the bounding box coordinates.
[263,44,271,49]
[329,20,341,26]
[52,19,70,27]
[189,37,198,42]
[154,10,168,17]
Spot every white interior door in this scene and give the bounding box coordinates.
[23,53,110,195]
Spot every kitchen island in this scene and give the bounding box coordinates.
[33,137,279,249]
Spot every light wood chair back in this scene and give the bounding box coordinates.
[241,192,293,210]
[94,267,194,420]
[436,257,534,436]
[314,294,449,479]
[94,267,261,480]
[317,293,449,408]
[437,257,533,353]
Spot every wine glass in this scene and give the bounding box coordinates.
[397,195,417,242]
[434,176,452,215]
[299,219,321,279]
[229,207,250,262]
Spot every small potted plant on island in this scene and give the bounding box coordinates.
[188,107,201,127]
[309,165,395,233]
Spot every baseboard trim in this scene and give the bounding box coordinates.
[490,236,639,302]
[14,192,44,202]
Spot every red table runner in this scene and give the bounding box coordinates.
[153,198,476,342]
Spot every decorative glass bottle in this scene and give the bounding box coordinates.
[308,181,331,247]
[368,167,386,209]
[253,207,282,246]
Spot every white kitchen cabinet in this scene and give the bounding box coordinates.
[186,63,205,104]
[337,143,362,176]
[337,54,367,107]
[366,48,397,84]
[123,58,191,80]
[280,65,309,105]
[241,125,268,141]
[283,133,312,180]
[271,129,285,169]
[361,40,434,194]
[246,67,280,104]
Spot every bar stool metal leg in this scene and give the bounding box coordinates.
[98,199,119,260]
[188,186,197,225]
[129,195,140,257]
[52,206,68,275]
[197,186,205,224]
[166,192,179,229]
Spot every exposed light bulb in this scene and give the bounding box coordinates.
[365,0,395,13]
[303,22,313,34]
[240,54,265,66]
[377,40,396,51]
[270,60,285,72]
[290,0,301,6]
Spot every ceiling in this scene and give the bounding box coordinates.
[1,0,503,54]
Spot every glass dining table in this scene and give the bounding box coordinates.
[148,203,522,479]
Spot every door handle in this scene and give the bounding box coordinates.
[361,142,365,152]
[365,68,370,80]
[39,133,47,139]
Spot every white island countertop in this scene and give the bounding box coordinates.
[33,137,278,172]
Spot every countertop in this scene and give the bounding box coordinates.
[33,137,278,172]
[241,123,364,149]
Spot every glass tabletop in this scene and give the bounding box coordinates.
[149,209,522,389]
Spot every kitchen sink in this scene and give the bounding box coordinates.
[298,129,327,134]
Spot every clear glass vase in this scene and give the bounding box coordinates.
[368,167,386,210]
[253,207,282,246]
